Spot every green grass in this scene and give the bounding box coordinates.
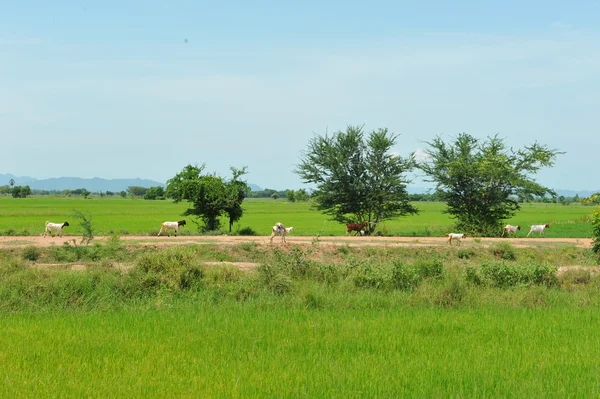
[1,242,600,396]
[1,306,599,397]
[0,196,594,237]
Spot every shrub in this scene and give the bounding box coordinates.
[414,259,444,279]
[392,261,421,291]
[131,248,205,292]
[480,261,521,288]
[238,227,258,236]
[465,266,483,285]
[22,246,40,262]
[489,242,517,261]
[479,261,557,288]
[352,263,389,290]
[457,248,476,259]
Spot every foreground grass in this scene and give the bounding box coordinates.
[0,196,595,237]
[1,242,600,396]
[1,305,599,397]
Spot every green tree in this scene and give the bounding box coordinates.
[418,133,561,236]
[223,167,250,232]
[296,125,418,233]
[285,190,296,202]
[127,186,148,197]
[120,191,127,198]
[166,164,248,232]
[144,186,165,200]
[11,186,22,198]
[21,185,31,198]
[295,189,310,202]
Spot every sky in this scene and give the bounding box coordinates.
[1,1,599,191]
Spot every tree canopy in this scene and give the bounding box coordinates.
[166,164,249,232]
[296,125,417,233]
[418,133,561,236]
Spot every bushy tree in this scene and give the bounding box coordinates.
[418,133,561,236]
[127,186,148,197]
[166,164,249,232]
[285,190,296,202]
[296,125,417,233]
[144,186,165,200]
[295,189,310,202]
[11,185,31,198]
[223,167,250,232]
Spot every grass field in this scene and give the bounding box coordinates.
[0,196,595,238]
[1,234,600,396]
[2,305,599,397]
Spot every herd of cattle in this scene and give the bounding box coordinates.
[39,219,552,244]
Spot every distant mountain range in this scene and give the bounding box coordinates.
[1,173,165,192]
[1,173,597,197]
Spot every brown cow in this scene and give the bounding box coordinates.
[346,221,368,236]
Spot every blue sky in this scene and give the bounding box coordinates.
[2,1,598,190]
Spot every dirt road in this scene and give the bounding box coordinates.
[0,235,592,249]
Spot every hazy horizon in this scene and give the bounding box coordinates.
[2,1,598,191]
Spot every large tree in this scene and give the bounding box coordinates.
[166,164,249,232]
[418,133,561,236]
[223,167,250,232]
[296,125,417,233]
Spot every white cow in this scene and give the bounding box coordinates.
[43,221,70,237]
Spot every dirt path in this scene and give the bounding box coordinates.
[0,235,592,249]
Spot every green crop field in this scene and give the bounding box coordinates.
[0,196,594,237]
[2,306,599,397]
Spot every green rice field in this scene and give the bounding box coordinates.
[2,305,599,397]
[0,196,594,237]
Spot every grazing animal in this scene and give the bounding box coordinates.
[346,221,368,236]
[527,224,550,237]
[447,233,466,245]
[270,223,293,243]
[501,224,521,237]
[43,221,70,237]
[158,220,186,237]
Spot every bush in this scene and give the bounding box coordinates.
[479,261,557,288]
[352,263,389,290]
[489,242,517,261]
[131,248,205,293]
[457,248,477,259]
[415,259,444,279]
[238,227,258,236]
[465,266,483,285]
[392,261,421,291]
[22,246,40,262]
